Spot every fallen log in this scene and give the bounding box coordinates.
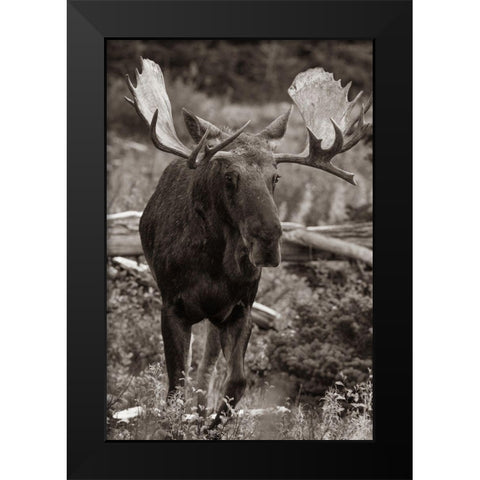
[282,229,372,266]
[112,405,291,423]
[107,211,372,265]
[107,212,143,257]
[281,221,372,248]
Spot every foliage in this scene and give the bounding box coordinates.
[249,260,373,398]
[107,257,372,439]
[107,115,372,226]
[107,39,373,225]
[107,263,162,379]
[267,261,373,396]
[107,362,372,441]
[107,39,372,106]
[106,39,373,440]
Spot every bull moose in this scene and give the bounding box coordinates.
[125,58,371,427]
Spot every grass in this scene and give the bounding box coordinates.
[107,76,373,225]
[106,84,373,440]
[107,361,372,441]
[106,255,373,440]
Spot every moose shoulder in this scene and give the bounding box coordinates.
[125,58,371,427]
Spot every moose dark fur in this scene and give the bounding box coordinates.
[126,58,370,427]
[141,127,283,425]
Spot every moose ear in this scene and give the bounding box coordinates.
[257,106,292,140]
[182,108,223,142]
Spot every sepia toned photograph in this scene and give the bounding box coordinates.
[106,39,373,441]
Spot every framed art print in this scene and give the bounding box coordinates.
[68,1,412,479]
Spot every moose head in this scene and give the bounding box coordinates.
[126,58,371,270]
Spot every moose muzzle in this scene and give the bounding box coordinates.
[250,237,281,267]
[245,219,282,267]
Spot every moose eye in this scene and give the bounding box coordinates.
[224,172,238,189]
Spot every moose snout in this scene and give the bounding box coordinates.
[248,218,282,242]
[247,220,282,267]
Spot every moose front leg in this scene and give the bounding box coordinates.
[196,321,221,415]
[161,304,192,398]
[210,304,253,428]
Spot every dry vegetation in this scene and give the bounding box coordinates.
[107,362,372,440]
[108,78,372,225]
[106,40,373,440]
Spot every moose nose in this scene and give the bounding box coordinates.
[250,234,281,267]
[249,220,282,243]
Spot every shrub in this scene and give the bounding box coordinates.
[107,370,372,440]
[268,261,372,396]
[107,39,372,104]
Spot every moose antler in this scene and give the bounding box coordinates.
[274,68,372,185]
[125,58,248,168]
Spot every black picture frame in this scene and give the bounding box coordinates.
[68,1,412,479]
